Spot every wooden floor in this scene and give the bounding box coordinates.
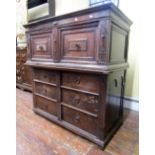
[16,88,139,155]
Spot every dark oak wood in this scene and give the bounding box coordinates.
[16,47,32,91]
[24,3,132,148]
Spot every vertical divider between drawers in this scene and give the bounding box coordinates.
[32,68,37,108]
[56,71,62,120]
[98,75,107,129]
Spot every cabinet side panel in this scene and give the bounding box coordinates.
[106,70,125,132]
[110,24,128,63]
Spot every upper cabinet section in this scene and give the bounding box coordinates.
[25,3,132,65]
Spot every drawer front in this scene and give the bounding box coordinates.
[35,96,57,116]
[34,69,58,84]
[62,106,98,135]
[60,26,97,61]
[62,72,99,93]
[35,83,57,100]
[62,89,99,114]
[30,32,52,59]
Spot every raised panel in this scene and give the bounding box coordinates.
[30,32,53,59]
[110,25,127,63]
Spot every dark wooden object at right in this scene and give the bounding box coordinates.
[24,3,132,148]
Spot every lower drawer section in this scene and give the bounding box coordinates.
[35,95,57,116]
[62,106,98,135]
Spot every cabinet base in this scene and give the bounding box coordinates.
[16,83,32,92]
[33,108,123,148]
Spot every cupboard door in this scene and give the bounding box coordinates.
[60,23,98,62]
[30,32,53,60]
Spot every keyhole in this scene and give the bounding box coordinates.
[114,79,118,87]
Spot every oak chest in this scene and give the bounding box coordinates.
[24,3,132,147]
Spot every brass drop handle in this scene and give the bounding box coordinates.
[75,115,80,122]
[36,44,46,51]
[39,46,44,51]
[74,76,80,85]
[73,96,80,105]
[43,89,47,95]
[75,44,81,50]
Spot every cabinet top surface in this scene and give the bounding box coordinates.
[24,3,132,28]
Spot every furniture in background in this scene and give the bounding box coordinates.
[24,3,132,148]
[27,0,55,21]
[16,47,32,91]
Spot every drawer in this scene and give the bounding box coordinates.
[62,72,99,93]
[35,95,57,116]
[62,89,99,114]
[62,106,98,135]
[60,26,97,61]
[35,83,57,100]
[34,69,58,84]
[30,32,53,59]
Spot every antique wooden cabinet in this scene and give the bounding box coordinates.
[16,47,32,91]
[24,3,132,147]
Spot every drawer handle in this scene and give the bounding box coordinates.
[36,44,46,51]
[44,75,47,78]
[42,89,47,95]
[75,44,81,50]
[88,96,98,104]
[42,104,48,110]
[39,46,44,51]
[74,76,80,85]
[75,115,80,122]
[72,96,80,105]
